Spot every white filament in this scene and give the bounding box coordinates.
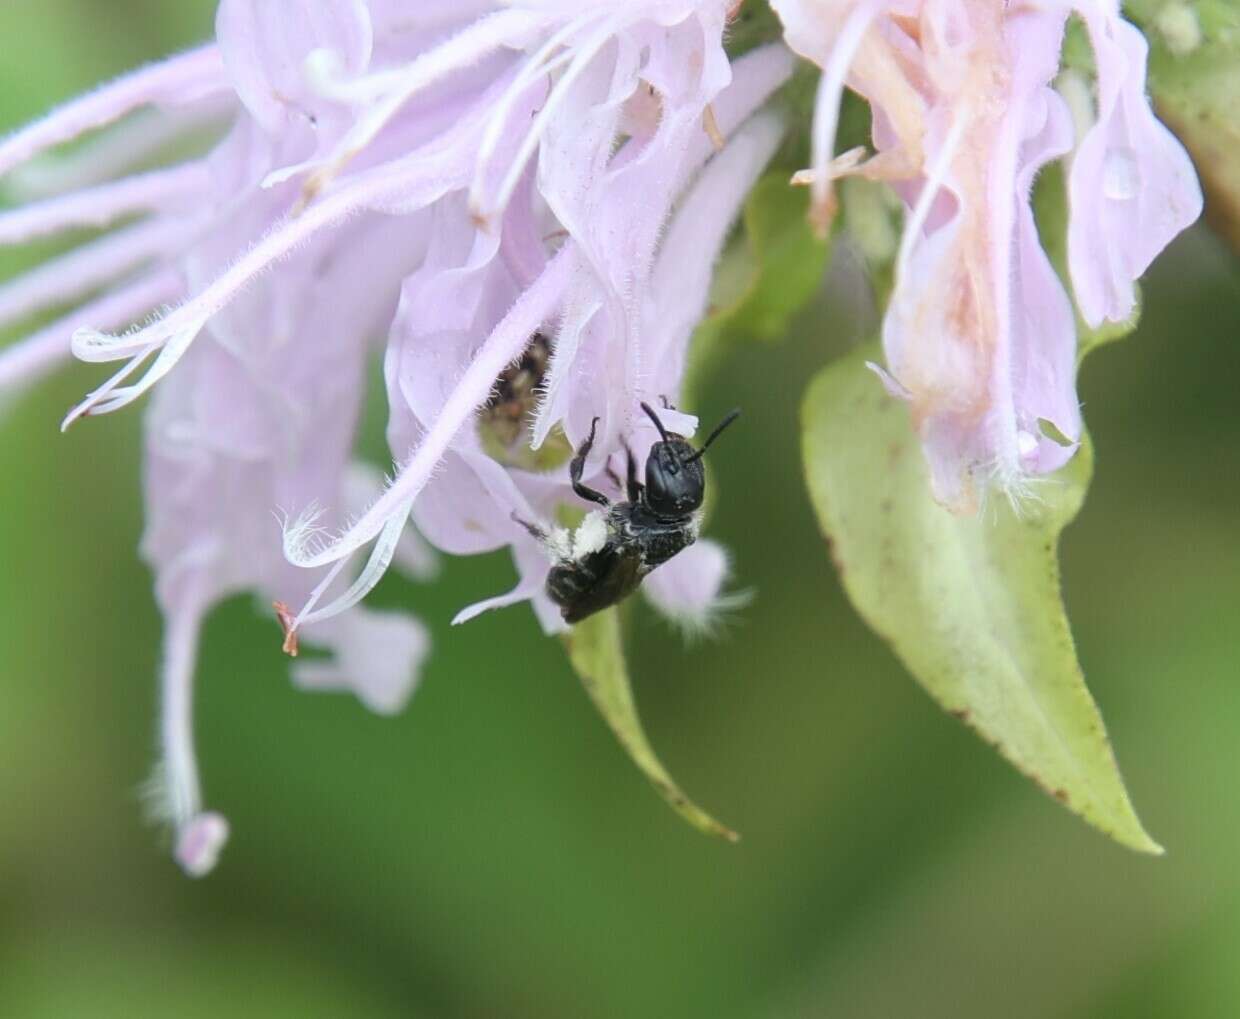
[808,1,880,219]
[894,106,970,290]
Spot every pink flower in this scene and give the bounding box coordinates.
[772,0,1202,511]
[0,1,791,873]
[274,11,793,634]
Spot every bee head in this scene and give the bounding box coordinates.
[645,436,704,517]
[639,403,740,520]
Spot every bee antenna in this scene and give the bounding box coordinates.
[640,400,682,471]
[640,401,674,445]
[684,408,741,464]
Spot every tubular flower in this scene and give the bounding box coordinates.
[771,0,1202,511]
[0,0,791,874]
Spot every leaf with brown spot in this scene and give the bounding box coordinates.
[801,343,1161,854]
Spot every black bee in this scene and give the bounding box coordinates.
[517,402,740,624]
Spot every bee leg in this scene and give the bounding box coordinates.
[511,511,573,562]
[511,512,549,543]
[624,443,643,504]
[570,416,610,508]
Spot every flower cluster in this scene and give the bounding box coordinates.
[0,1,790,874]
[0,0,1202,876]
[773,0,1202,510]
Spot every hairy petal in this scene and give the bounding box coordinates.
[148,579,230,878]
[63,69,521,425]
[0,217,191,332]
[649,110,785,389]
[0,269,182,398]
[284,249,572,573]
[642,538,742,636]
[0,162,208,245]
[0,45,227,180]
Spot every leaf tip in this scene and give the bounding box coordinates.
[1114,823,1165,857]
[563,610,738,844]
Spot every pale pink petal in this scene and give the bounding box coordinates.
[453,540,566,634]
[1068,12,1203,327]
[4,96,233,202]
[148,579,231,877]
[1009,83,1080,473]
[649,111,785,389]
[0,162,208,245]
[0,46,226,179]
[642,538,743,636]
[0,216,191,331]
[66,68,512,418]
[0,269,182,397]
[216,0,374,131]
[284,249,572,572]
[344,463,440,581]
[295,608,430,715]
[175,812,230,878]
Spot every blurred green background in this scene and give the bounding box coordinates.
[2,4,1239,1017]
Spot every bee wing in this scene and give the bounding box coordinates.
[562,545,645,624]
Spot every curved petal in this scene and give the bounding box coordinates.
[642,538,745,637]
[1067,12,1202,327]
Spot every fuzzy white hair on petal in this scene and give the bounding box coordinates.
[642,539,750,642]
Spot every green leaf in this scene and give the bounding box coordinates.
[707,171,830,342]
[562,609,738,843]
[801,343,1161,854]
[730,174,831,341]
[685,172,830,396]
